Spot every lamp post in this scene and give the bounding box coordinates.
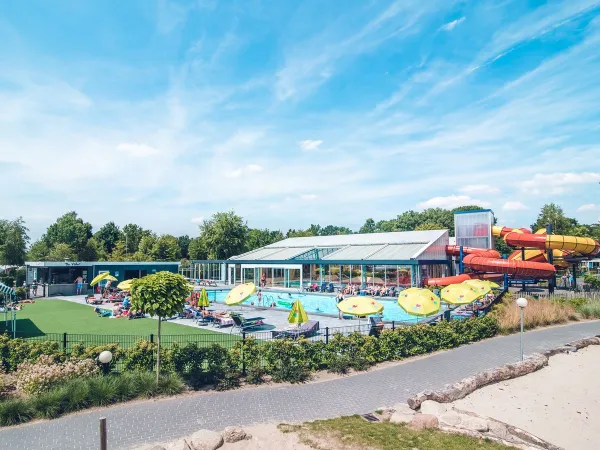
[516,297,528,361]
[98,350,113,375]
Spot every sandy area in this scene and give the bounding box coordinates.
[454,345,600,450]
[219,424,313,450]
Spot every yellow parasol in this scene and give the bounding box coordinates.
[397,288,441,316]
[440,284,482,305]
[117,279,135,290]
[224,282,257,306]
[103,275,118,282]
[288,299,309,326]
[90,272,110,287]
[198,288,210,308]
[462,279,499,294]
[337,296,383,316]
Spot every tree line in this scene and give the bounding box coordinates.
[0,203,599,267]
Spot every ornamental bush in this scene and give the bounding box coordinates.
[14,355,98,395]
[0,335,64,372]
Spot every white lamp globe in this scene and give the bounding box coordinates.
[516,297,528,308]
[98,350,113,364]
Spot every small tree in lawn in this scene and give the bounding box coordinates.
[130,271,191,380]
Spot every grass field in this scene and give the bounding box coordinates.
[0,299,225,337]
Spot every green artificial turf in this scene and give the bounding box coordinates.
[0,300,224,337]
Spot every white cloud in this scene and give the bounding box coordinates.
[577,204,599,212]
[516,172,600,194]
[299,139,323,151]
[439,17,465,32]
[224,164,263,178]
[417,195,490,209]
[116,143,160,157]
[190,217,204,224]
[300,194,317,201]
[503,201,528,211]
[459,184,501,195]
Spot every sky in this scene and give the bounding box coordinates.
[2,0,600,241]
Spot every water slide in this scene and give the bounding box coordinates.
[426,227,600,286]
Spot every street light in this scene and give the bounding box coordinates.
[516,297,528,361]
[98,350,113,375]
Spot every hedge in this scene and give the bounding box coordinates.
[0,315,498,387]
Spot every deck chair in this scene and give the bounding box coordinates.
[275,320,320,339]
[229,313,265,333]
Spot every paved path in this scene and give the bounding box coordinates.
[2,321,599,450]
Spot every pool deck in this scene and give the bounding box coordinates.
[52,294,367,336]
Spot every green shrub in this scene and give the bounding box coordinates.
[0,398,35,426]
[71,343,122,372]
[60,378,90,412]
[15,287,27,300]
[86,376,118,407]
[0,335,64,372]
[30,389,66,419]
[129,371,159,398]
[578,301,600,319]
[271,363,311,384]
[327,355,351,375]
[157,373,185,395]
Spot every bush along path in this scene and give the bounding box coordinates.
[0,320,598,450]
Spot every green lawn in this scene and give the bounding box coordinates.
[1,300,227,338]
[281,416,509,450]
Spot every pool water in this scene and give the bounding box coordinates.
[208,290,438,323]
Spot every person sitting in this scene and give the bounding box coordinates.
[122,297,130,310]
[128,309,145,320]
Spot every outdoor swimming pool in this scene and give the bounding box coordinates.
[207,289,442,323]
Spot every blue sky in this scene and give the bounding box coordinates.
[2,0,600,240]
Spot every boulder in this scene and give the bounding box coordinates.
[392,403,416,416]
[222,426,250,443]
[568,337,600,349]
[407,353,548,409]
[420,400,447,416]
[187,430,224,450]
[408,414,439,431]
[457,415,489,432]
[438,410,461,427]
[487,420,510,441]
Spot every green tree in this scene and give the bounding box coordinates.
[0,217,30,265]
[359,218,376,234]
[130,271,191,380]
[108,241,129,261]
[122,224,146,254]
[27,240,50,261]
[79,237,107,261]
[94,222,122,254]
[319,225,353,236]
[246,228,284,251]
[395,210,422,231]
[47,243,77,261]
[44,212,93,259]
[138,234,157,257]
[198,211,248,259]
[530,203,578,235]
[150,235,180,261]
[177,235,191,259]
[286,229,313,238]
[188,237,207,260]
[415,222,443,231]
[494,237,514,256]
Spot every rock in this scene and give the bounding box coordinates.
[187,430,224,450]
[390,411,415,424]
[544,346,575,357]
[438,410,461,427]
[408,414,439,430]
[457,415,489,432]
[407,353,548,409]
[568,337,600,349]
[147,447,167,450]
[420,400,447,416]
[392,403,416,416]
[487,420,510,441]
[222,426,250,443]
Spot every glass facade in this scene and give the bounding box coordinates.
[454,210,494,250]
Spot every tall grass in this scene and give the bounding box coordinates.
[577,299,600,319]
[493,297,578,334]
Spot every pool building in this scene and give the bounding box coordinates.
[190,229,451,290]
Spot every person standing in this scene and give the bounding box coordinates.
[257,289,263,307]
[568,272,574,289]
[74,275,83,295]
[336,291,344,320]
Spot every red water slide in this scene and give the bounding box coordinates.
[425,244,556,286]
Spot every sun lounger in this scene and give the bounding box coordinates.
[273,320,320,339]
[230,313,266,333]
